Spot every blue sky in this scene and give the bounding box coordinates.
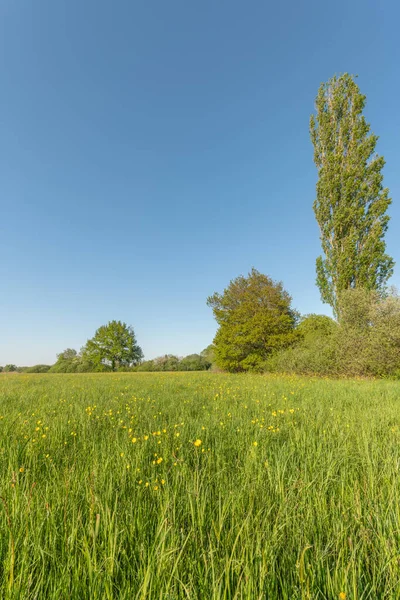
[1,0,399,365]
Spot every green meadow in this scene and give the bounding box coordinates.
[1,372,400,599]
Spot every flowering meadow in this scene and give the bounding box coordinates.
[1,372,400,598]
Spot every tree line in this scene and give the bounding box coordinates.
[2,74,398,378]
[0,322,214,373]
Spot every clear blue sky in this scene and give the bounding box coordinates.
[1,0,399,366]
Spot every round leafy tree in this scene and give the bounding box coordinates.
[207,268,299,372]
[83,320,143,371]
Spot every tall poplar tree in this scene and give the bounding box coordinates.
[310,73,394,316]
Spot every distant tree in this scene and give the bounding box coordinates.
[82,321,143,371]
[4,364,17,372]
[0,366,3,373]
[136,360,155,372]
[207,268,299,372]
[136,352,212,372]
[152,355,180,371]
[200,345,215,367]
[310,73,394,316]
[49,349,81,373]
[25,364,51,373]
[180,353,211,371]
[60,348,78,361]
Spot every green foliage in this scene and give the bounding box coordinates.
[207,268,299,372]
[267,289,400,377]
[153,354,180,371]
[50,349,82,373]
[310,73,394,316]
[135,359,156,372]
[200,344,215,366]
[335,288,400,376]
[25,364,51,373]
[82,321,143,371]
[136,352,212,372]
[265,315,337,375]
[48,349,96,373]
[297,314,337,340]
[3,364,17,372]
[179,353,211,371]
[47,344,212,374]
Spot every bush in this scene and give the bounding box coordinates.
[266,289,400,378]
[336,288,400,377]
[265,329,338,375]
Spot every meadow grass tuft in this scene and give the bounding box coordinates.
[1,372,400,598]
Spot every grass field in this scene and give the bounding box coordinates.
[1,372,400,599]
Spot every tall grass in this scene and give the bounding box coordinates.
[1,372,400,598]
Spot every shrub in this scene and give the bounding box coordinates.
[25,365,51,373]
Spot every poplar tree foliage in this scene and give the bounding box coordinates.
[310,73,394,316]
[207,269,299,372]
[83,320,143,371]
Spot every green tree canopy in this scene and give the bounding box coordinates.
[297,314,337,341]
[49,348,90,373]
[310,73,394,316]
[207,268,299,372]
[82,321,143,371]
[200,344,215,366]
[25,364,51,373]
[179,353,211,371]
[152,355,180,371]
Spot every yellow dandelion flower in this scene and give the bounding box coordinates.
[194,439,202,447]
[19,467,24,473]
[131,437,137,444]
[253,441,258,447]
[339,594,346,600]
